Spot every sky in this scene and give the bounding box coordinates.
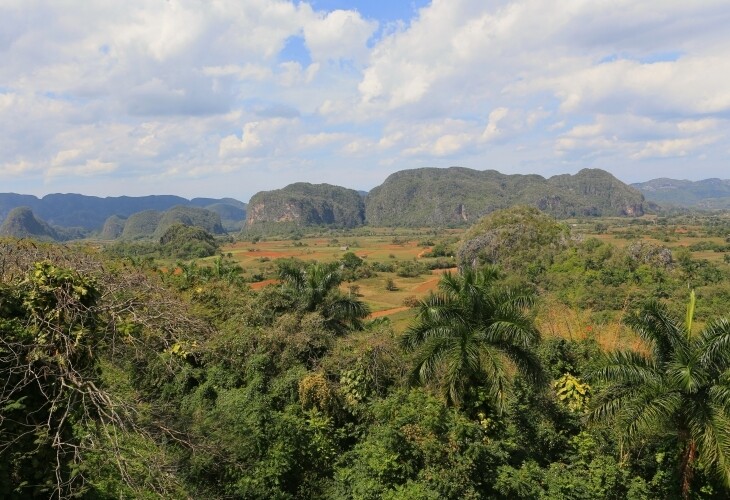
[1,0,729,201]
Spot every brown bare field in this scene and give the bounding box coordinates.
[223,233,459,325]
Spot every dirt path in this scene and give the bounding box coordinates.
[368,306,410,319]
[250,279,279,290]
[413,276,440,294]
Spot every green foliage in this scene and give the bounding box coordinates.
[589,295,730,497]
[396,260,428,277]
[0,262,103,496]
[3,220,730,498]
[423,241,454,257]
[330,389,499,499]
[341,251,364,270]
[278,261,370,334]
[553,373,590,413]
[401,267,543,408]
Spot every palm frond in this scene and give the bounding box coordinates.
[624,300,686,364]
[588,350,659,386]
[484,312,540,348]
[620,386,682,440]
[479,344,509,413]
[411,334,456,386]
[699,318,730,373]
[401,324,458,351]
[499,343,545,385]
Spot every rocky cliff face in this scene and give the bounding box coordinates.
[245,183,365,228]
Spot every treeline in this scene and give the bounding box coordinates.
[2,207,730,499]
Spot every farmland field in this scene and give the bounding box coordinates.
[216,216,730,336]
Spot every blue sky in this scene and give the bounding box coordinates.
[1,0,729,200]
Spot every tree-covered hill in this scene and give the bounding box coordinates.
[0,193,246,232]
[0,206,59,240]
[111,205,226,241]
[119,210,164,240]
[204,203,247,231]
[365,167,647,227]
[100,215,127,240]
[633,177,730,209]
[246,182,365,229]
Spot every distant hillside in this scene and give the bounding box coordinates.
[153,206,225,239]
[632,178,730,209]
[100,215,127,240]
[112,206,225,241]
[0,207,58,240]
[120,210,164,240]
[190,197,247,211]
[365,167,646,227]
[204,203,247,231]
[0,193,246,232]
[246,183,365,229]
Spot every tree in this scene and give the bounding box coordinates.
[0,241,210,498]
[589,292,730,498]
[0,262,104,497]
[401,267,543,408]
[278,261,370,333]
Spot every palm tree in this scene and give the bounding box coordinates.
[400,266,543,408]
[278,261,370,333]
[589,292,730,498]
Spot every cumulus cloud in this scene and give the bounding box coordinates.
[302,8,378,63]
[1,0,729,197]
[555,114,726,162]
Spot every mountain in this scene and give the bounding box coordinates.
[365,167,646,227]
[153,206,226,239]
[110,206,226,241]
[632,178,730,209]
[100,215,127,240]
[246,183,365,229]
[190,197,247,210]
[0,207,58,240]
[203,203,247,231]
[120,210,164,240]
[0,193,246,232]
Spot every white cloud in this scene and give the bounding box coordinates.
[555,114,727,161]
[482,107,510,142]
[297,132,349,149]
[219,118,298,158]
[302,8,377,63]
[46,159,118,179]
[0,160,35,177]
[2,0,730,197]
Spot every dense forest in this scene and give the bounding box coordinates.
[2,206,730,499]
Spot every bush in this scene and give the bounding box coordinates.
[396,260,428,278]
[402,295,420,307]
